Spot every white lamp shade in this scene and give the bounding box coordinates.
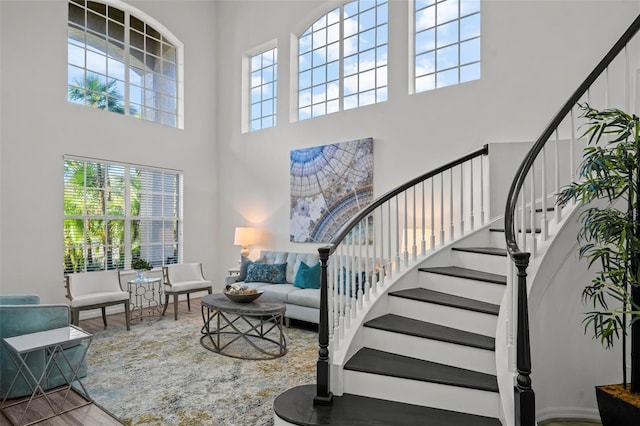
[234,227,257,246]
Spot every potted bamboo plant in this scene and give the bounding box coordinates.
[557,104,640,424]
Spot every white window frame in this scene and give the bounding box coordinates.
[242,41,278,133]
[293,0,389,122]
[63,155,183,274]
[410,0,481,94]
[67,0,185,129]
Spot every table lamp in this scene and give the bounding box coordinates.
[234,227,257,258]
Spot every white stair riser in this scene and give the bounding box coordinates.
[363,327,496,375]
[489,231,506,249]
[343,370,500,418]
[450,250,507,275]
[387,297,497,337]
[418,274,505,305]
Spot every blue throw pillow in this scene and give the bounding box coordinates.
[294,261,321,289]
[238,256,264,281]
[245,262,287,284]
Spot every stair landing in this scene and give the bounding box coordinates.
[273,384,502,426]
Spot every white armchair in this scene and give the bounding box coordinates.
[162,263,212,320]
[64,270,131,331]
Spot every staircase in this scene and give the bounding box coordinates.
[275,225,511,425]
[344,229,506,422]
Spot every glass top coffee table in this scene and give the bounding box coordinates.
[200,293,287,360]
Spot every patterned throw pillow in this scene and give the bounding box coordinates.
[245,262,288,284]
[238,256,265,281]
[293,261,321,289]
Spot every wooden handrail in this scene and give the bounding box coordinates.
[323,144,488,256]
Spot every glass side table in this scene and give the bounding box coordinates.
[1,325,92,425]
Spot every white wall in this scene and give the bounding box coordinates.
[528,200,625,421]
[0,0,219,302]
[215,0,640,272]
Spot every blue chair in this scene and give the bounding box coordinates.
[0,295,88,399]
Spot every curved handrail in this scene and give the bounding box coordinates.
[323,144,488,256]
[504,13,640,255]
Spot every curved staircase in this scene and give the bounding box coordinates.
[275,226,509,425]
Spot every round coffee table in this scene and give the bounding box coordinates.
[200,293,287,360]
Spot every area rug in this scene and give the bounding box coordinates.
[83,309,317,425]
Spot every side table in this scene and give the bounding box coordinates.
[127,277,163,322]
[1,325,92,425]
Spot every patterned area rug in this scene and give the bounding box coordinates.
[83,309,317,425]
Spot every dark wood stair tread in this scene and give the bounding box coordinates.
[490,227,541,233]
[389,287,500,315]
[364,314,495,351]
[451,246,507,257]
[419,266,506,285]
[345,348,499,393]
[273,384,502,426]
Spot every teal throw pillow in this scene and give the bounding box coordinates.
[294,261,321,289]
[245,262,287,284]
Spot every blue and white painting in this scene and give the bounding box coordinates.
[290,138,374,243]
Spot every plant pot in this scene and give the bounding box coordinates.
[135,270,145,280]
[596,385,640,426]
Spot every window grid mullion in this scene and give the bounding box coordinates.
[124,10,131,117]
[124,165,132,271]
[339,5,345,112]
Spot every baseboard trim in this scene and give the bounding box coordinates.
[536,406,601,424]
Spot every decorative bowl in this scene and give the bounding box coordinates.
[223,290,263,303]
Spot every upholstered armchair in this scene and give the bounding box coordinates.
[162,263,212,320]
[0,295,88,399]
[64,270,131,331]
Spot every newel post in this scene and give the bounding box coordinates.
[314,246,333,405]
[513,251,535,426]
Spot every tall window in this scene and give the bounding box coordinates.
[298,0,388,121]
[414,0,481,93]
[67,0,182,128]
[64,157,182,274]
[250,48,278,131]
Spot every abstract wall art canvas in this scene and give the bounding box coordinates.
[290,138,373,243]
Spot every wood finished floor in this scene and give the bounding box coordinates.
[0,298,602,426]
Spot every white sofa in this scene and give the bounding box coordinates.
[226,250,321,325]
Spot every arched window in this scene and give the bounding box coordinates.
[297,0,388,121]
[67,0,183,128]
[413,0,480,93]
